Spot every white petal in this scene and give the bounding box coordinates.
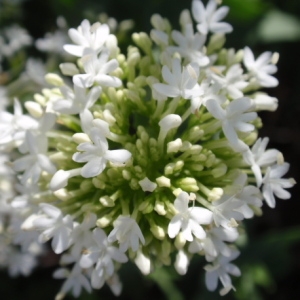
[40,203,61,219]
[168,215,182,238]
[81,157,107,178]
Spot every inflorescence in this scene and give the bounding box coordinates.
[0,0,296,298]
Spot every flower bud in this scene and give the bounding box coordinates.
[154,200,166,215]
[135,252,151,275]
[50,169,81,191]
[25,101,43,118]
[167,138,182,153]
[96,216,112,228]
[45,73,64,86]
[208,187,223,201]
[59,63,79,76]
[156,176,171,187]
[176,177,199,192]
[139,177,157,192]
[150,224,165,240]
[174,232,186,249]
[99,196,115,207]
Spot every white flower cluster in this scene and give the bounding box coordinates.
[0,0,296,298]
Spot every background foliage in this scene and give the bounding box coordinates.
[0,0,300,299]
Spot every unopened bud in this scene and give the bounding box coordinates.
[45,73,64,86]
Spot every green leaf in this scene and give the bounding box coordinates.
[256,9,300,43]
[225,0,269,22]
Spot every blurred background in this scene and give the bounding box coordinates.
[0,0,300,299]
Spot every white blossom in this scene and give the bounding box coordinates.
[80,228,127,289]
[52,84,101,114]
[73,50,122,88]
[206,97,257,152]
[73,127,131,178]
[243,46,278,88]
[210,194,244,229]
[64,19,110,57]
[36,30,68,55]
[210,64,248,99]
[67,213,97,260]
[168,191,213,241]
[53,263,92,299]
[243,137,280,187]
[204,249,241,296]
[167,24,210,66]
[13,131,56,184]
[188,226,239,262]
[0,25,32,57]
[262,163,296,208]
[153,58,203,100]
[108,215,145,252]
[8,250,37,277]
[0,98,38,150]
[192,0,233,35]
[230,173,263,219]
[33,204,74,254]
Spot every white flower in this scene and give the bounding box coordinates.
[1,25,32,57]
[206,97,257,152]
[210,64,248,99]
[168,191,213,241]
[64,19,110,57]
[8,250,37,277]
[262,163,296,208]
[192,0,233,35]
[33,204,74,254]
[36,30,68,55]
[231,173,263,219]
[243,137,280,187]
[167,24,210,66]
[0,98,38,150]
[210,194,244,229]
[73,50,122,88]
[107,215,145,252]
[243,46,278,88]
[72,127,131,178]
[80,228,127,289]
[204,249,241,296]
[13,131,56,184]
[52,84,101,114]
[67,213,97,260]
[188,226,239,262]
[53,263,92,299]
[153,58,203,100]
